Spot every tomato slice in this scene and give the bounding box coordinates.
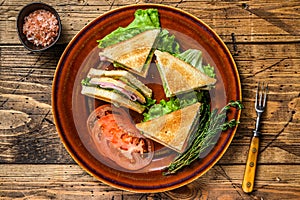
[87,104,154,171]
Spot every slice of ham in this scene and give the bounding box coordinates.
[89,79,144,102]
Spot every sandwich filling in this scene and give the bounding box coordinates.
[81,69,153,113]
[89,77,146,103]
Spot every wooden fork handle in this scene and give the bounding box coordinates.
[242,136,260,193]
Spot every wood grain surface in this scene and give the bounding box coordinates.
[1,0,300,199]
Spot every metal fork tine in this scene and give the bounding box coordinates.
[263,83,268,107]
[255,82,259,107]
[259,84,263,107]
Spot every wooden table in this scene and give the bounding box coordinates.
[1,0,299,199]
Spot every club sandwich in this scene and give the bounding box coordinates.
[154,50,217,97]
[135,102,201,153]
[99,29,160,78]
[81,68,152,113]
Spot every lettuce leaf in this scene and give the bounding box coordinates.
[202,64,216,78]
[176,49,216,78]
[143,98,179,122]
[143,91,204,122]
[97,8,160,48]
[176,49,203,70]
[156,29,181,55]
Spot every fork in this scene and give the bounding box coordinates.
[242,82,268,193]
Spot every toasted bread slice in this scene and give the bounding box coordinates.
[154,50,216,97]
[99,29,160,77]
[135,102,201,153]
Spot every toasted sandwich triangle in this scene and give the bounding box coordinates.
[136,102,201,153]
[154,50,216,97]
[99,29,160,77]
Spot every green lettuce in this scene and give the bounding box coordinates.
[202,64,216,78]
[97,9,160,48]
[143,91,205,122]
[176,49,203,70]
[156,29,181,55]
[176,49,215,78]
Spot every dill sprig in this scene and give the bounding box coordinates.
[163,100,243,175]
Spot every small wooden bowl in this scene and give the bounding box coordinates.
[16,2,62,52]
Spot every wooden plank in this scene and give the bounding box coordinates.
[0,164,299,199]
[0,45,73,164]
[0,0,299,44]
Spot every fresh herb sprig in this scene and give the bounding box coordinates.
[163,100,243,175]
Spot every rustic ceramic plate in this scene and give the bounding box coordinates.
[52,4,241,192]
